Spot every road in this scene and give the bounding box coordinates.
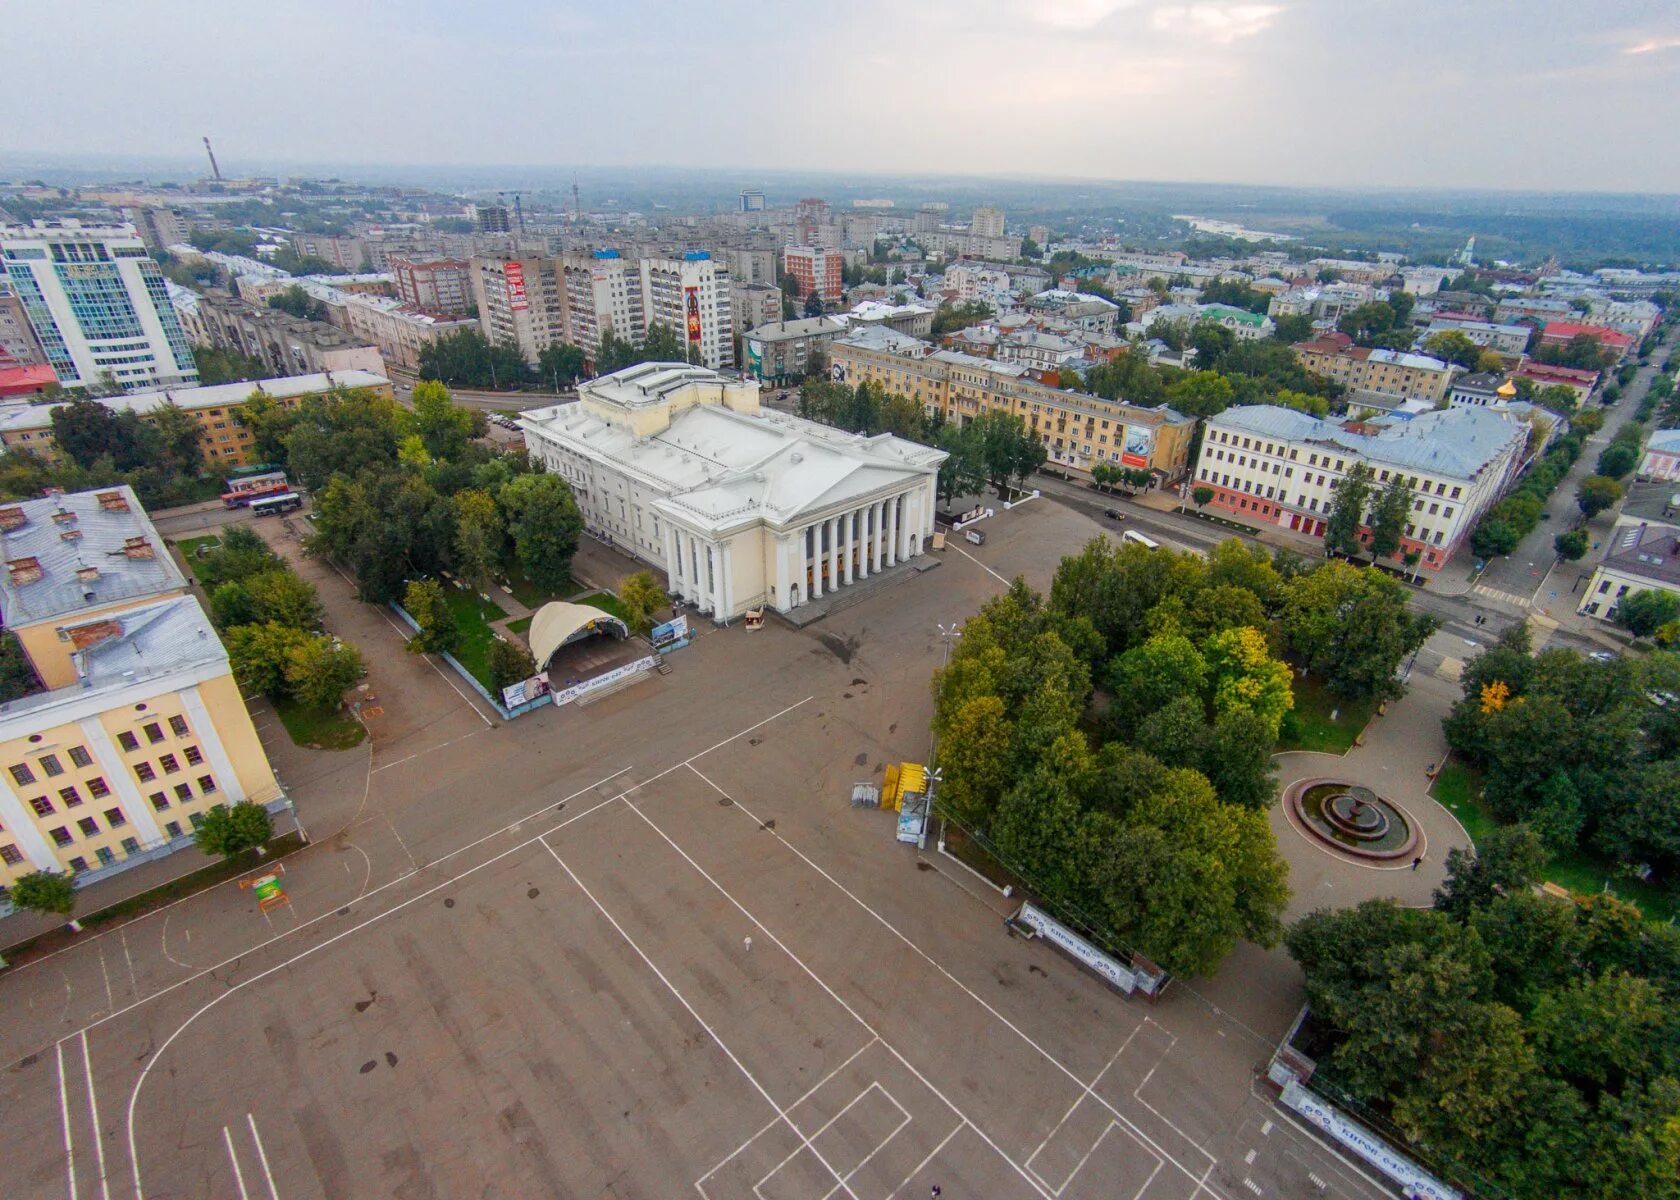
[385,366,570,413]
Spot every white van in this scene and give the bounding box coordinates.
[1120,529,1159,550]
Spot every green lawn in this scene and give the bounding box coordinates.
[501,566,586,611]
[579,591,631,624]
[440,585,508,691]
[273,696,366,750]
[507,616,532,637]
[1276,674,1378,754]
[1430,759,1677,921]
[175,535,222,584]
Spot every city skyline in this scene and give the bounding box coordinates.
[9,0,1680,193]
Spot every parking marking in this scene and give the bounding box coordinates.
[56,1040,78,1200]
[946,540,1010,587]
[80,1031,111,1200]
[246,1113,280,1200]
[222,1125,251,1200]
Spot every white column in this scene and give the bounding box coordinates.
[904,492,921,557]
[704,542,719,613]
[809,525,822,599]
[719,539,735,617]
[823,517,837,591]
[886,495,899,567]
[880,494,893,571]
[857,509,870,580]
[774,533,791,610]
[79,716,168,843]
[0,774,65,871]
[662,522,680,594]
[693,536,709,607]
[180,686,252,805]
[843,510,856,585]
[900,493,914,559]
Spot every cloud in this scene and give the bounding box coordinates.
[1152,3,1283,43]
[1026,0,1140,30]
[1625,35,1680,55]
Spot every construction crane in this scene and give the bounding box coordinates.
[202,136,223,182]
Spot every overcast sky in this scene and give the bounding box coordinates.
[10,0,1680,192]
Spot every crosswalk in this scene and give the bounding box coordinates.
[1472,582,1532,610]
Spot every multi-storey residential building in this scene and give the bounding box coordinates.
[640,253,733,370]
[473,204,513,234]
[969,207,1006,239]
[719,247,776,287]
[946,260,1013,303]
[1191,404,1528,572]
[471,256,569,367]
[0,487,285,894]
[388,257,472,316]
[1293,333,1454,404]
[830,328,1194,479]
[1494,296,1575,326]
[1638,430,1680,484]
[0,370,391,466]
[0,220,199,392]
[0,281,46,367]
[1539,321,1635,360]
[125,207,184,254]
[1578,522,1680,623]
[841,301,935,338]
[739,190,766,213]
[317,291,473,371]
[1025,291,1122,336]
[560,249,644,362]
[177,291,384,378]
[793,198,832,245]
[520,364,943,619]
[743,316,846,385]
[1423,316,1532,356]
[783,246,843,303]
[287,233,367,271]
[1198,303,1275,341]
[730,282,783,342]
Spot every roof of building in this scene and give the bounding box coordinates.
[1451,372,1506,394]
[1209,403,1525,480]
[845,301,934,324]
[521,366,945,531]
[1646,430,1680,456]
[1363,348,1451,373]
[1542,321,1634,347]
[0,595,227,725]
[0,371,391,434]
[1598,523,1680,589]
[0,365,57,397]
[746,316,846,343]
[528,601,629,670]
[1199,304,1268,327]
[834,326,932,357]
[0,485,186,627]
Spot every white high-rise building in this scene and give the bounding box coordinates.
[563,250,644,360]
[640,253,733,370]
[0,220,199,392]
[970,206,1006,239]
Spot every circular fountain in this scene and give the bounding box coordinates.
[1286,779,1419,860]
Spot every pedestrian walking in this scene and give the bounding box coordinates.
[743,936,752,952]
[930,1187,942,1198]
[1410,856,1423,871]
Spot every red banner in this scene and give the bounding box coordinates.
[684,286,702,342]
[504,262,528,312]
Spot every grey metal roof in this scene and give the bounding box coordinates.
[0,486,187,628]
[1600,523,1680,588]
[1211,404,1526,480]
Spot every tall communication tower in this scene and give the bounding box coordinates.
[572,176,582,225]
[202,136,223,182]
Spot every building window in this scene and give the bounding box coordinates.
[189,812,205,830]
[77,817,98,837]
[96,847,115,866]
[150,791,169,811]
[198,775,218,794]
[68,856,87,873]
[159,753,180,774]
[134,762,156,782]
[88,777,110,799]
[103,807,126,828]
[10,764,35,786]
[174,783,192,802]
[165,821,182,838]
[0,844,22,866]
[58,786,81,807]
[29,796,54,817]
[168,715,189,737]
[117,731,139,752]
[69,745,92,768]
[121,837,139,856]
[143,723,164,744]
[51,827,73,848]
[184,746,204,766]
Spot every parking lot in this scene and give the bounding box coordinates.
[0,499,1390,1199]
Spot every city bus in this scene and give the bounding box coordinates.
[221,471,290,508]
[1120,529,1160,550]
[250,492,303,518]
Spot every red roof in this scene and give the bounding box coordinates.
[0,365,57,398]
[1539,321,1633,348]
[1515,361,1599,390]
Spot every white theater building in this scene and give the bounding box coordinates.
[519,363,945,618]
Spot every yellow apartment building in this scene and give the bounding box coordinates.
[829,328,1195,479]
[0,486,283,895]
[0,369,392,468]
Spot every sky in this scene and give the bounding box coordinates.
[9,0,1680,192]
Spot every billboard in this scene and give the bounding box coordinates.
[745,340,763,379]
[1121,424,1154,469]
[684,285,702,342]
[504,261,528,312]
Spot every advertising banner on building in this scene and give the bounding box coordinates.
[1280,1081,1463,1200]
[1122,424,1155,468]
[650,614,689,648]
[1011,902,1137,994]
[745,340,763,379]
[684,286,702,342]
[504,261,528,312]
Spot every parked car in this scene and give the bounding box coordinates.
[1104,508,1125,521]
[1589,651,1618,663]
[965,529,987,546]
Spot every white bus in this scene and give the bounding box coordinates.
[250,492,303,517]
[1120,529,1160,550]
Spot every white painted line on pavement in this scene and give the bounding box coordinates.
[80,1031,111,1200]
[222,1125,251,1200]
[56,1039,78,1200]
[247,1112,280,1200]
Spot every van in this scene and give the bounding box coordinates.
[1121,529,1159,550]
[965,529,987,546]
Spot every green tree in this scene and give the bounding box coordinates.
[616,571,669,634]
[1105,634,1207,731]
[1164,370,1234,420]
[1367,476,1413,564]
[243,569,322,630]
[191,345,268,386]
[193,801,274,859]
[266,284,327,322]
[7,869,76,916]
[1616,589,1680,638]
[1191,485,1214,511]
[1576,475,1623,518]
[1596,442,1639,480]
[1322,462,1374,558]
[640,322,686,362]
[451,488,502,586]
[283,635,364,709]
[1280,561,1435,700]
[489,637,537,690]
[934,694,1013,829]
[536,341,586,390]
[499,472,582,592]
[1423,330,1485,370]
[1434,824,1547,919]
[409,380,478,461]
[1202,626,1293,736]
[803,291,825,318]
[0,631,42,704]
[403,579,460,655]
[1553,528,1590,561]
[307,465,456,602]
[225,622,310,697]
